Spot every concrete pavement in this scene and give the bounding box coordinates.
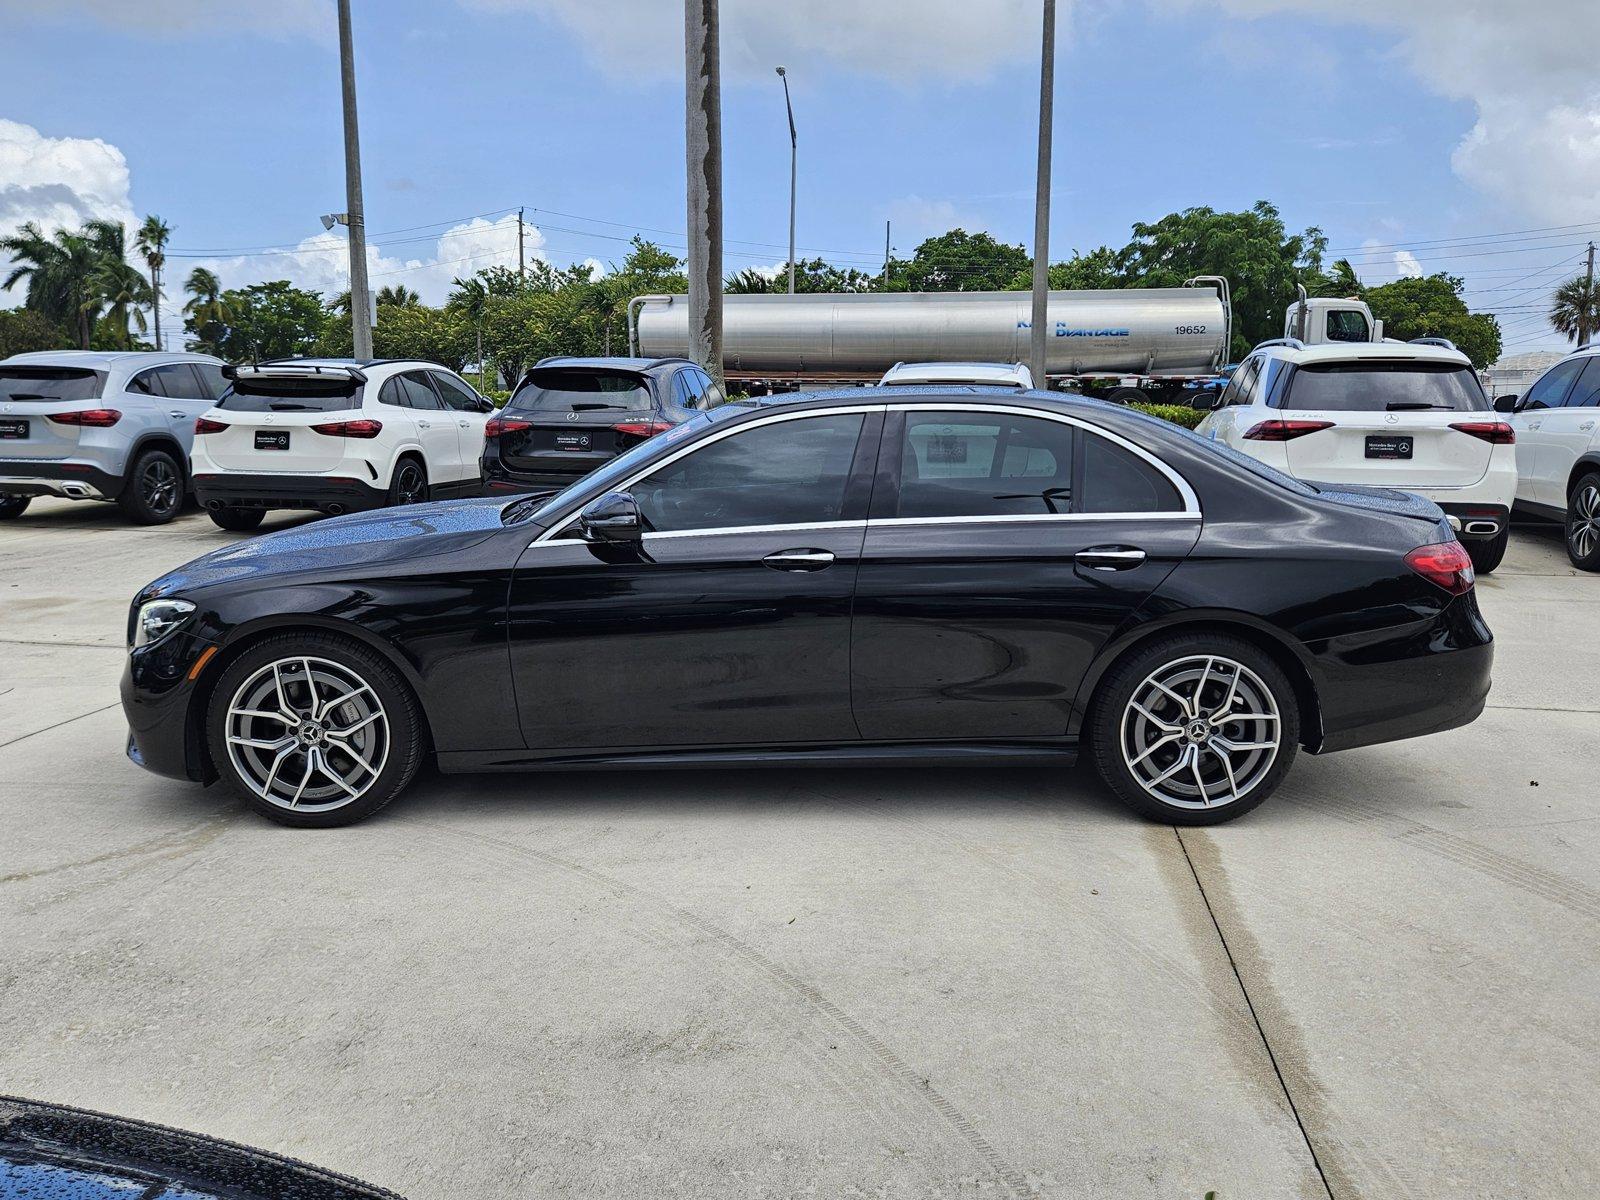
[1,499,1595,1198]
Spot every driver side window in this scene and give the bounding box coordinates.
[631,413,865,534]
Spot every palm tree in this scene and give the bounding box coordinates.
[0,220,102,348]
[376,284,420,308]
[725,268,774,294]
[183,267,231,354]
[83,220,150,348]
[135,215,171,350]
[1550,274,1600,346]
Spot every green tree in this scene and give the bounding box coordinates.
[375,284,421,308]
[481,288,601,386]
[135,215,171,350]
[887,229,1030,292]
[0,220,104,348]
[0,308,68,358]
[1549,274,1600,346]
[1006,245,1126,291]
[1361,273,1502,367]
[727,257,876,294]
[205,280,328,362]
[319,302,472,370]
[1114,202,1327,358]
[182,267,232,356]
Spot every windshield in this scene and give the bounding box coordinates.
[217,376,364,413]
[508,367,654,414]
[506,411,716,525]
[1279,361,1489,412]
[0,366,105,401]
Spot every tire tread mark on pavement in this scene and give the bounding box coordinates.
[0,702,121,752]
[0,819,227,886]
[410,819,1034,1198]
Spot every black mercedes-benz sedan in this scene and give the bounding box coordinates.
[121,388,1493,828]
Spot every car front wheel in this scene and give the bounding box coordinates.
[1089,634,1299,825]
[1567,471,1600,571]
[206,633,426,827]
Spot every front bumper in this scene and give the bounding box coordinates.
[121,630,218,784]
[0,459,123,501]
[1310,591,1494,754]
[193,472,386,514]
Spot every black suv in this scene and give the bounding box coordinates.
[481,357,723,493]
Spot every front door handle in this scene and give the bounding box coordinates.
[763,548,834,571]
[1075,546,1147,571]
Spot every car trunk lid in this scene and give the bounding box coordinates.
[497,366,661,475]
[203,366,366,473]
[0,367,108,462]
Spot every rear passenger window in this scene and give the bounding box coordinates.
[895,411,1075,518]
[1562,357,1600,409]
[1224,359,1261,407]
[401,374,443,410]
[193,363,229,400]
[126,369,167,397]
[431,372,481,412]
[153,364,209,400]
[1078,433,1183,514]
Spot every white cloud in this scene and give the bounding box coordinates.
[4,0,329,38]
[1163,0,1600,225]
[465,0,1053,81]
[885,196,994,245]
[0,119,136,309]
[1394,249,1423,279]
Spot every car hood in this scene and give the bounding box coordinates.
[139,497,510,599]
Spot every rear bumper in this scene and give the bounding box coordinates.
[0,459,123,501]
[1310,592,1494,754]
[1436,500,1511,539]
[481,460,594,492]
[193,472,386,514]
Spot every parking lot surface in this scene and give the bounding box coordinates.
[1,499,1596,1199]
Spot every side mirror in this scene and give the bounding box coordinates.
[476,396,496,413]
[1493,394,1519,414]
[578,490,643,543]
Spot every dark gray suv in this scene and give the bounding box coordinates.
[479,356,723,494]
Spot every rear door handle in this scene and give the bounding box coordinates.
[418,420,431,429]
[1075,546,1146,571]
[1581,421,1595,431]
[168,409,185,419]
[763,548,834,571]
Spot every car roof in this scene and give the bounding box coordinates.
[1252,341,1471,366]
[0,349,221,369]
[532,356,696,374]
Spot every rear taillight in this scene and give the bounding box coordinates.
[484,414,532,439]
[612,419,674,440]
[194,417,228,435]
[46,408,121,428]
[1242,419,1334,441]
[1405,540,1475,596]
[1449,420,1515,444]
[310,419,383,439]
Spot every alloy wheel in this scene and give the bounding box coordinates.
[224,656,390,812]
[1570,484,1600,561]
[393,462,425,506]
[1120,654,1281,809]
[141,457,180,515]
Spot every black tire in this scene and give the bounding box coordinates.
[0,495,30,520]
[1466,525,1509,575]
[1104,387,1146,406]
[206,631,427,828]
[117,447,184,524]
[208,506,267,532]
[1566,471,1600,572]
[1088,633,1300,825]
[386,456,429,507]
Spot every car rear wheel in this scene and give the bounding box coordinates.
[118,447,184,524]
[1089,634,1299,825]
[208,506,267,532]
[387,457,428,507]
[0,495,30,520]
[206,633,426,828]
[1465,525,1509,574]
[1567,472,1600,572]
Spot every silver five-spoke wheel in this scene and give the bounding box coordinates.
[1570,482,1600,562]
[224,656,390,812]
[1120,654,1280,809]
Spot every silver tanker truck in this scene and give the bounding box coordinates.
[630,276,1237,404]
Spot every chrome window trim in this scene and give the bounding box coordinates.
[529,397,1200,548]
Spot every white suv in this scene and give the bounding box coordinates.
[1196,338,1516,572]
[190,358,494,531]
[1497,345,1600,570]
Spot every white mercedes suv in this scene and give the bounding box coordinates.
[190,358,495,531]
[1495,345,1600,570]
[1196,338,1516,572]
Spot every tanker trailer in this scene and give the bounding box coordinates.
[630,276,1231,403]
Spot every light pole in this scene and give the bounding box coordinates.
[685,0,724,389]
[1029,0,1056,389]
[336,0,372,360]
[776,66,796,295]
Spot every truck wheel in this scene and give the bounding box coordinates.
[1105,387,1145,406]
[0,495,30,520]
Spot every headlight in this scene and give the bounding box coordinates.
[132,598,195,648]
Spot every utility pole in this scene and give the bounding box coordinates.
[684,0,724,389]
[336,0,372,360]
[1029,0,1056,389]
[1582,241,1596,347]
[883,221,891,290]
[776,66,797,294]
[518,206,526,281]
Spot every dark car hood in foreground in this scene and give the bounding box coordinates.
[140,498,511,600]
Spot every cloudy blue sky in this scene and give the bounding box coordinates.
[2,0,1597,356]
